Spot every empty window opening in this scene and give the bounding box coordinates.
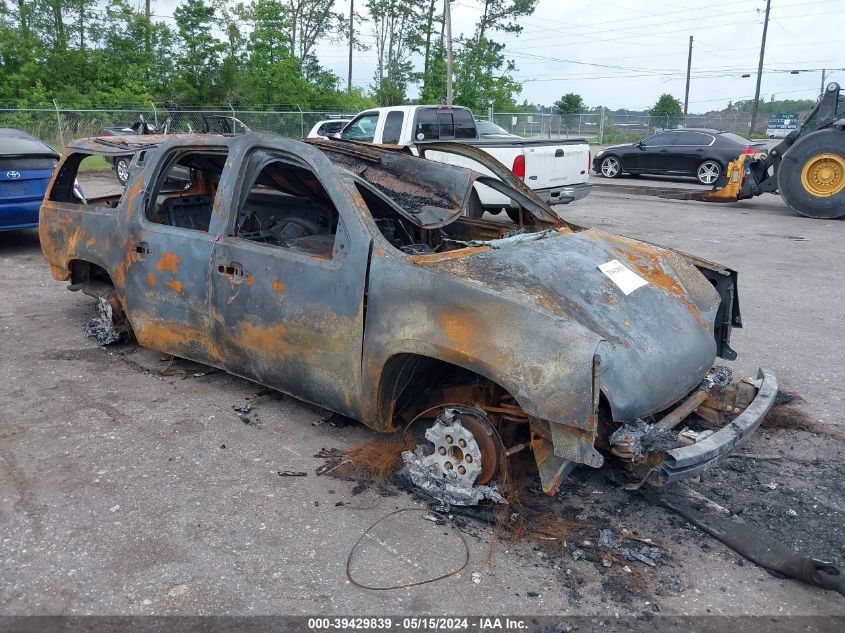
[145,149,228,232]
[354,174,537,256]
[234,155,340,260]
[354,181,427,254]
[49,153,123,208]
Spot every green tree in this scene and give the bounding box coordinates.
[453,36,520,111]
[367,0,427,106]
[418,38,446,104]
[284,0,343,62]
[173,0,225,103]
[650,93,683,126]
[449,0,536,111]
[476,0,538,38]
[554,93,584,115]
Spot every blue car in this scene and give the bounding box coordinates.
[0,128,60,230]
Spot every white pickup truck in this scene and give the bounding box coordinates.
[337,105,591,220]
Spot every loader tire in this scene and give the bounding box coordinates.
[778,129,845,219]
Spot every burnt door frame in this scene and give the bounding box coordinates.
[208,140,373,418]
[122,143,231,365]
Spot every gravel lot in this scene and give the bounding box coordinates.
[1,172,843,618]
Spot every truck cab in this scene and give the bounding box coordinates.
[338,105,592,219]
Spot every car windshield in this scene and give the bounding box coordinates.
[477,120,511,135]
[341,113,379,141]
[719,132,755,145]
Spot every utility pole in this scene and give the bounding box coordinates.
[820,68,827,96]
[749,0,771,136]
[347,0,354,93]
[445,0,454,105]
[145,0,151,56]
[683,35,693,115]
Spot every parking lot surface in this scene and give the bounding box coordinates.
[1,173,843,617]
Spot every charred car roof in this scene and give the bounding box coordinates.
[66,133,564,229]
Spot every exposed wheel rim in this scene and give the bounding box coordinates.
[698,161,721,184]
[116,160,130,183]
[419,408,502,486]
[800,152,845,197]
[601,157,620,177]
[456,412,500,485]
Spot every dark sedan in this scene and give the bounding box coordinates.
[593,128,767,185]
[0,128,60,231]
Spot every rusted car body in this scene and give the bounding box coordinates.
[40,133,777,496]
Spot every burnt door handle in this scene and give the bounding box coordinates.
[134,241,151,256]
[217,262,245,281]
[555,149,565,157]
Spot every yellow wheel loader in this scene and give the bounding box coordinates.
[668,82,845,219]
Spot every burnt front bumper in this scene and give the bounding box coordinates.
[656,367,777,484]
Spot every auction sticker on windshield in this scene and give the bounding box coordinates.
[598,259,649,295]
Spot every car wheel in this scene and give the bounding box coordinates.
[777,129,845,219]
[599,155,622,178]
[696,160,722,185]
[114,157,131,185]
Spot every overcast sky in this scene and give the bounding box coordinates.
[154,0,844,112]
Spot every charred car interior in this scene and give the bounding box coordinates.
[40,133,777,506]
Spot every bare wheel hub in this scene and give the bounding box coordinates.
[403,407,506,505]
[423,409,485,486]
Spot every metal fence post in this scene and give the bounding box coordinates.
[151,101,159,127]
[599,108,605,144]
[52,100,64,147]
[297,104,304,138]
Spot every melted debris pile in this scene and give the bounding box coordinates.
[82,297,122,345]
[598,528,664,567]
[233,402,259,425]
[608,419,682,457]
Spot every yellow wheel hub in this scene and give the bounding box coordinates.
[801,152,845,197]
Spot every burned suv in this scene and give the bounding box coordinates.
[39,133,776,501]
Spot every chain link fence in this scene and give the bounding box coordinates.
[1,104,769,151]
[488,111,763,144]
[0,105,356,150]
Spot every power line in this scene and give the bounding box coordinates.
[491,2,831,49]
[460,0,828,45]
